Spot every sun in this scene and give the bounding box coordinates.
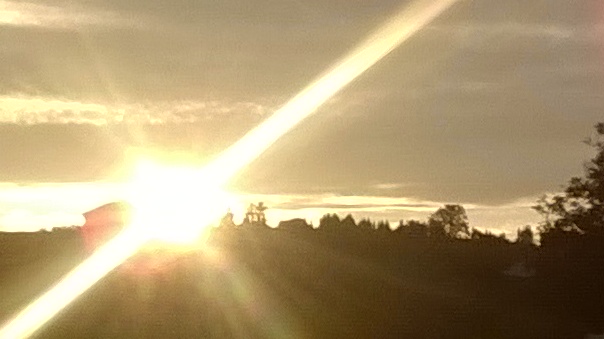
[126,159,239,245]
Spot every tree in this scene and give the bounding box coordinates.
[256,202,267,224]
[341,214,356,229]
[516,226,535,267]
[357,218,374,231]
[406,219,429,238]
[244,202,268,225]
[376,220,391,232]
[219,209,236,228]
[516,226,534,247]
[428,204,470,239]
[534,123,604,236]
[318,213,341,231]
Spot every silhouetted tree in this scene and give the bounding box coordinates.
[428,204,470,239]
[406,219,429,238]
[244,203,255,224]
[256,202,267,224]
[534,122,604,236]
[516,226,534,247]
[244,202,268,225]
[376,220,390,232]
[318,213,340,231]
[357,218,373,231]
[532,123,604,333]
[341,214,356,229]
[470,228,492,241]
[218,209,236,228]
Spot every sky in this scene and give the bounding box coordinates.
[1,0,603,234]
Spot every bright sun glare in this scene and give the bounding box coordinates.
[127,159,239,245]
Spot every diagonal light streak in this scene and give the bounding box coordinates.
[0,0,460,337]
[0,228,147,339]
[204,0,460,185]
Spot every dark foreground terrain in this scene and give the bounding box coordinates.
[1,222,603,339]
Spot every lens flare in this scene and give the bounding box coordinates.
[205,0,460,184]
[0,227,146,339]
[0,0,460,337]
[126,160,239,245]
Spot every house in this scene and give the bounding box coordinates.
[277,218,312,230]
[80,201,132,251]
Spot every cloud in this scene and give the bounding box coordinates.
[372,183,409,190]
[427,21,604,41]
[396,81,504,99]
[240,192,464,213]
[0,95,270,125]
[0,0,145,30]
[489,23,575,39]
[429,22,599,40]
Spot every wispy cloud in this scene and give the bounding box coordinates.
[0,0,144,29]
[252,193,443,212]
[244,193,540,213]
[429,22,601,40]
[372,182,409,190]
[0,95,270,125]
